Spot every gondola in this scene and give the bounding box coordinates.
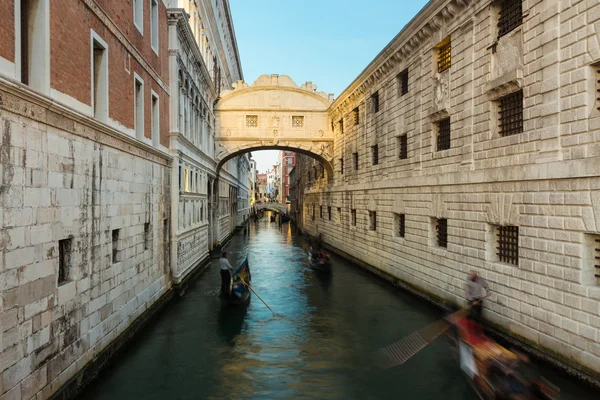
[281,214,290,223]
[223,258,251,307]
[446,312,559,400]
[307,247,331,272]
[270,215,275,222]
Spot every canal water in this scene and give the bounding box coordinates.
[82,214,597,399]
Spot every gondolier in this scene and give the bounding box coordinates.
[220,252,233,297]
[465,270,491,322]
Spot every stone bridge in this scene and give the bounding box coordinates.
[215,74,335,180]
[254,202,288,214]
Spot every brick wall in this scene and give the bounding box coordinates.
[0,1,14,62]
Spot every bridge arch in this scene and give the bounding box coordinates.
[215,74,335,180]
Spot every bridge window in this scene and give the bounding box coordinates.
[437,37,451,73]
[292,116,304,128]
[246,115,258,128]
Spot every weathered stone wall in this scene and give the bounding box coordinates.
[298,0,600,376]
[0,83,171,399]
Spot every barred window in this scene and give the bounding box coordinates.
[371,92,380,113]
[246,115,258,128]
[337,207,342,224]
[339,118,344,134]
[395,214,406,238]
[436,218,448,248]
[398,68,409,96]
[351,209,357,226]
[292,116,304,128]
[58,238,73,285]
[312,205,315,220]
[371,144,379,165]
[437,39,451,73]
[339,157,344,174]
[320,206,323,219]
[353,152,359,170]
[498,0,523,38]
[498,90,523,137]
[437,118,451,151]
[591,235,600,284]
[398,135,408,159]
[353,107,360,125]
[369,211,377,231]
[328,206,332,221]
[497,226,519,265]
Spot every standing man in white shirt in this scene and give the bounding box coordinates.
[465,270,491,322]
[220,252,234,298]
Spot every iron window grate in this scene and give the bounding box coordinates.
[246,115,258,128]
[320,206,323,219]
[399,69,409,96]
[437,218,448,248]
[437,41,451,73]
[437,118,451,151]
[353,152,359,170]
[497,226,519,265]
[353,107,360,125]
[339,157,344,174]
[339,119,344,134]
[328,206,332,221]
[399,135,408,159]
[498,0,523,38]
[372,92,380,113]
[596,67,600,111]
[398,214,405,237]
[351,209,357,226]
[499,90,523,137]
[372,144,379,165]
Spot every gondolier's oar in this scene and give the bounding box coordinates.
[374,307,470,369]
[238,279,276,315]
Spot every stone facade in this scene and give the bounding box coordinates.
[167,6,248,285]
[296,0,600,376]
[0,1,248,399]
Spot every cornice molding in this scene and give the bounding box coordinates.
[330,0,475,116]
[0,77,171,166]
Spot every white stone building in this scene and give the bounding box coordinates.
[297,0,600,376]
[167,2,249,285]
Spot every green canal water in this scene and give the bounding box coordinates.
[81,215,598,399]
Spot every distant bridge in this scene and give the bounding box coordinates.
[254,203,288,214]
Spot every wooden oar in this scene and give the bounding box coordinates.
[374,307,470,369]
[238,278,276,315]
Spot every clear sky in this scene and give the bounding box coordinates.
[229,0,430,173]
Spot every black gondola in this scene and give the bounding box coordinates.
[223,258,251,306]
[308,247,332,272]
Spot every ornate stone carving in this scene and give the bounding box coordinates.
[486,193,520,226]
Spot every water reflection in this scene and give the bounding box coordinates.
[81,216,599,400]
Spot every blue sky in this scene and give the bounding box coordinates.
[228,0,430,172]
